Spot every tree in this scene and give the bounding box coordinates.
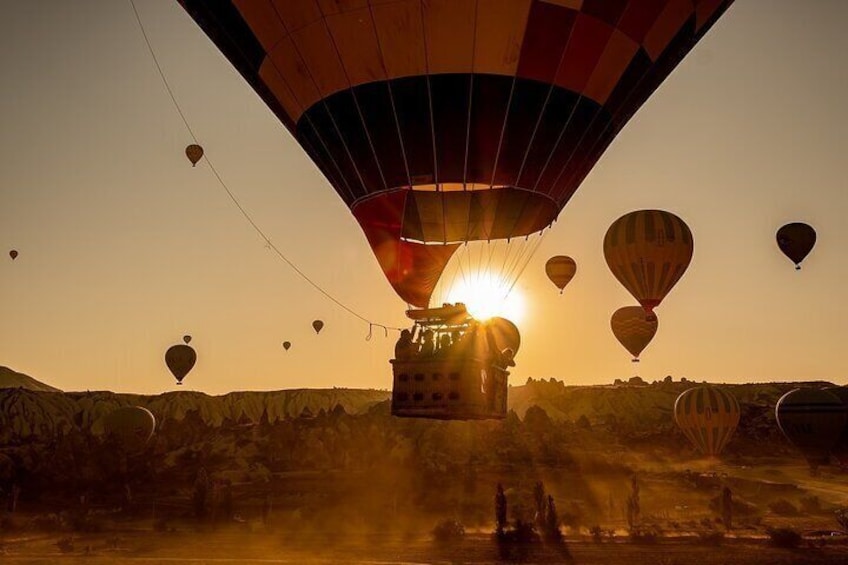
[192,468,209,520]
[495,483,507,535]
[721,486,733,530]
[836,508,848,532]
[626,476,640,529]
[533,481,546,530]
[545,495,561,541]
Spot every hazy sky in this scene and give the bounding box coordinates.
[2,1,847,394]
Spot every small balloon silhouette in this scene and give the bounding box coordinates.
[9,250,18,260]
[183,335,192,344]
[185,144,204,166]
[283,341,291,351]
[312,320,324,334]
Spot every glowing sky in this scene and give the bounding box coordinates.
[2,1,847,394]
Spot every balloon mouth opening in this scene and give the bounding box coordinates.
[176,382,183,386]
[795,265,801,270]
[632,358,640,363]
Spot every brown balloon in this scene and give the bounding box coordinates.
[185,144,204,166]
[545,256,576,293]
[604,210,693,319]
[283,341,291,351]
[101,406,156,454]
[312,320,324,334]
[165,344,196,385]
[610,306,658,362]
[9,250,18,260]
[183,335,192,344]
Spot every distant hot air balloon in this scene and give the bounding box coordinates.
[165,343,196,385]
[102,406,156,454]
[776,223,816,270]
[610,306,658,362]
[9,250,18,260]
[604,210,693,320]
[486,317,521,357]
[775,388,847,470]
[179,1,734,310]
[674,386,740,458]
[183,335,192,344]
[545,256,576,293]
[185,144,204,166]
[312,320,324,335]
[283,341,291,351]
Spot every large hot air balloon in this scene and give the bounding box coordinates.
[283,341,291,351]
[545,256,576,293]
[165,343,196,385]
[674,386,740,458]
[776,222,816,270]
[610,306,657,362]
[185,144,204,166]
[101,406,156,454]
[9,250,17,260]
[604,210,693,319]
[775,388,847,470]
[312,320,324,334]
[178,1,733,309]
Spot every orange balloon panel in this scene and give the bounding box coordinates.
[180,1,733,307]
[674,386,740,458]
[610,305,657,360]
[604,209,693,315]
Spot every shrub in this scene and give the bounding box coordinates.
[432,519,465,544]
[589,525,603,543]
[629,525,662,544]
[766,527,802,549]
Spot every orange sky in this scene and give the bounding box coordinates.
[2,1,847,394]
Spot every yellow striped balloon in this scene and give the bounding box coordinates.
[674,386,740,458]
[603,210,693,318]
[545,256,576,293]
[610,306,657,362]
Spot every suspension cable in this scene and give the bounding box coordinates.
[128,0,402,334]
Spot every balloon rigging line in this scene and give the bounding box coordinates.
[128,0,402,335]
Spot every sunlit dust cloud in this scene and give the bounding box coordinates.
[446,272,525,324]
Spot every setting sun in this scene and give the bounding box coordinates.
[446,272,526,324]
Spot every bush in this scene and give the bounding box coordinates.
[432,519,465,544]
[767,527,802,549]
[629,525,662,544]
[589,525,603,543]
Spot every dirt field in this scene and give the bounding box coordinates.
[3,530,848,564]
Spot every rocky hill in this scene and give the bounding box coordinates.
[0,366,61,392]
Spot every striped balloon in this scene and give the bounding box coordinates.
[775,388,847,467]
[610,306,657,361]
[604,210,693,318]
[674,386,740,457]
[545,256,576,293]
[179,1,733,308]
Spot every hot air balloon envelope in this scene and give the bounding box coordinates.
[312,320,324,334]
[9,250,18,260]
[775,388,847,468]
[604,210,693,316]
[183,335,192,344]
[165,344,196,384]
[611,306,658,361]
[179,1,733,308]
[185,144,204,166]
[776,223,816,270]
[545,256,576,293]
[674,386,740,458]
[101,406,156,454]
[283,341,291,351]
